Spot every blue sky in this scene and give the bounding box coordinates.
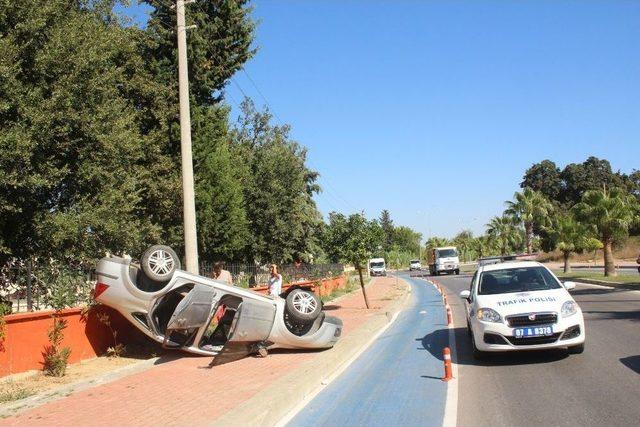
[121,0,640,240]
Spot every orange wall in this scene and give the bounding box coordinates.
[0,306,145,377]
[0,276,346,378]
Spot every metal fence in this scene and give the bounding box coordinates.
[1,259,344,314]
[0,260,95,314]
[199,262,344,288]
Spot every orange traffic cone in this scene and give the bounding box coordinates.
[442,347,453,381]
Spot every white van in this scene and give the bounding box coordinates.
[369,258,387,276]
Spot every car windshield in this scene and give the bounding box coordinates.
[437,249,458,258]
[370,262,384,268]
[410,260,419,264]
[478,267,562,295]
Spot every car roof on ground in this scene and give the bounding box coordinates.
[479,260,544,272]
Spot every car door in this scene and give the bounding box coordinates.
[163,283,219,348]
[209,298,277,366]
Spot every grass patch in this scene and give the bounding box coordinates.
[321,273,364,303]
[0,384,35,403]
[554,271,640,284]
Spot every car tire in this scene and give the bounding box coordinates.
[568,343,585,354]
[455,269,460,275]
[141,245,180,284]
[285,289,322,323]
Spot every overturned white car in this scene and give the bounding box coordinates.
[94,246,342,365]
[460,260,585,359]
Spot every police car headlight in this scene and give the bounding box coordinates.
[476,308,501,323]
[561,301,578,317]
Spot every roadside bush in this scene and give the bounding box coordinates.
[42,268,78,377]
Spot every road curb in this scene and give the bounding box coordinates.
[560,277,639,291]
[210,277,412,427]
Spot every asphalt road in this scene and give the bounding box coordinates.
[433,273,640,427]
[287,275,449,427]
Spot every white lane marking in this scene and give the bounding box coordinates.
[275,288,411,427]
[443,283,459,427]
[420,310,427,314]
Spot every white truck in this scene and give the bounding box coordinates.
[427,246,460,276]
[368,258,387,276]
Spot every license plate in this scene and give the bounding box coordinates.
[513,326,553,338]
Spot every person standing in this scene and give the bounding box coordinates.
[268,264,283,297]
[212,262,233,285]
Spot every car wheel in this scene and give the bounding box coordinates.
[455,269,460,275]
[141,245,180,284]
[568,343,585,354]
[285,289,322,323]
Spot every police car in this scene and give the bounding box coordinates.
[459,259,585,358]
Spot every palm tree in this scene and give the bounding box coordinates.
[486,216,523,255]
[548,213,602,273]
[505,188,553,254]
[573,187,638,277]
[453,230,473,262]
[470,235,491,260]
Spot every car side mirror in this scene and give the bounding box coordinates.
[563,281,576,290]
[459,290,471,300]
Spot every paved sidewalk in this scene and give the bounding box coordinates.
[1,277,406,427]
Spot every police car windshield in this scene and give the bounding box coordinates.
[478,267,562,295]
[438,249,458,258]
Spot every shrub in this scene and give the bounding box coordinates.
[43,316,71,377]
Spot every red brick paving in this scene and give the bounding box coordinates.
[2,277,404,427]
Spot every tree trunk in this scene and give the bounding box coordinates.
[525,222,533,254]
[603,237,616,277]
[356,265,370,309]
[563,251,572,273]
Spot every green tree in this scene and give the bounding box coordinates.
[486,216,523,255]
[323,213,384,308]
[231,100,322,263]
[469,235,492,260]
[521,160,563,201]
[505,188,553,254]
[0,0,175,262]
[546,213,602,273]
[573,187,639,277]
[379,210,394,251]
[560,157,627,206]
[193,106,249,262]
[453,230,474,262]
[392,226,422,255]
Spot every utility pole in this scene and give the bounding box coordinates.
[176,0,199,274]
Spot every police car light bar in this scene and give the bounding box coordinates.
[477,253,539,266]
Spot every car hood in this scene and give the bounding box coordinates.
[475,288,574,316]
[437,257,458,263]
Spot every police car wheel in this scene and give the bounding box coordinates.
[568,343,585,354]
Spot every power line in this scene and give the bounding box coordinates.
[231,73,361,215]
[241,69,284,125]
